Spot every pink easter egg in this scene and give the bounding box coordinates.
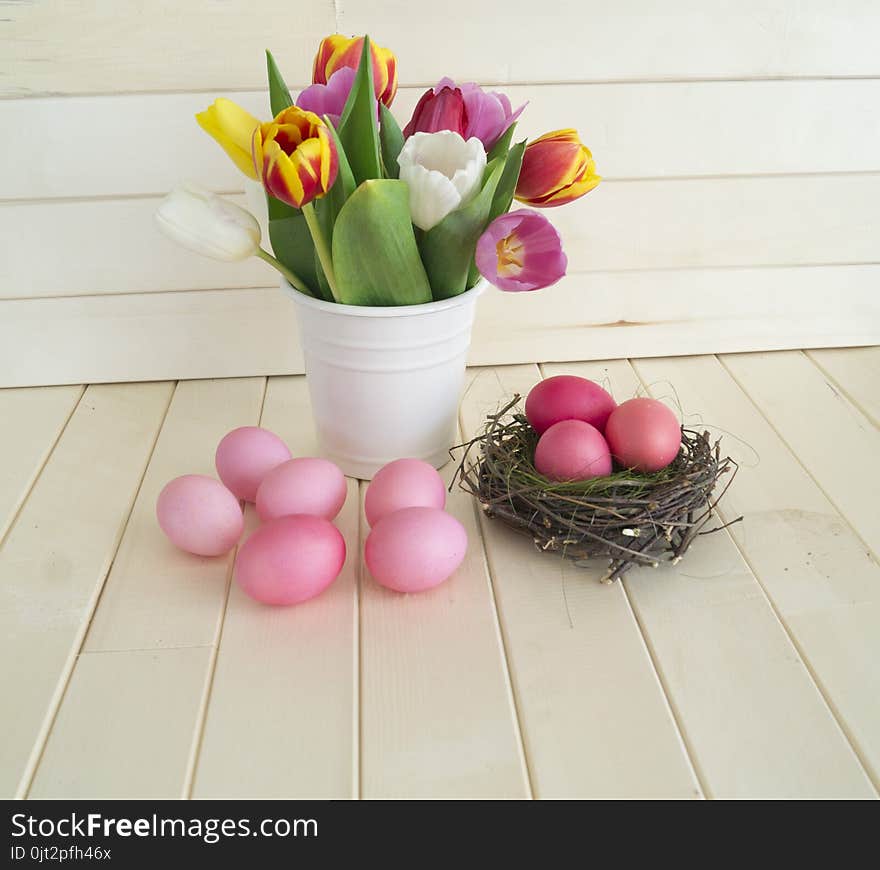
[365,506,468,593]
[364,458,447,527]
[156,474,243,556]
[256,457,347,522]
[605,398,682,472]
[525,375,617,435]
[533,419,612,482]
[235,515,346,606]
[215,426,292,502]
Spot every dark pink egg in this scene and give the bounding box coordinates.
[605,398,682,473]
[525,375,617,435]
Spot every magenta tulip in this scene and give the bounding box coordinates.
[404,78,525,151]
[403,82,468,138]
[475,210,567,292]
[449,78,526,151]
[296,67,358,128]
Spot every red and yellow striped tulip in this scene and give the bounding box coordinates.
[312,34,398,108]
[514,129,601,208]
[251,107,339,209]
[195,98,261,181]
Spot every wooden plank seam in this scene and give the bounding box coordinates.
[630,355,879,794]
[18,381,177,798]
[182,376,269,798]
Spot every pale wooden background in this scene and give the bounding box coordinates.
[1,1,879,387]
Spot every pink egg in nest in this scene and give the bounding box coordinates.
[365,507,468,593]
[256,457,347,522]
[235,515,346,606]
[533,419,612,482]
[156,474,243,556]
[215,426,291,502]
[605,398,682,473]
[525,375,617,435]
[365,458,446,527]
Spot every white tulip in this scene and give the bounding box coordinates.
[398,132,487,231]
[155,183,261,261]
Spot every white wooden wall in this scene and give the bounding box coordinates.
[1,1,879,387]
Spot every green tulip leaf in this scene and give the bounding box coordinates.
[314,120,357,250]
[266,50,293,117]
[379,103,405,178]
[487,122,517,163]
[337,36,383,185]
[490,138,526,221]
[420,158,506,299]
[332,179,432,306]
[313,249,334,301]
[266,194,320,298]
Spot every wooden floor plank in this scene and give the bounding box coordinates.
[192,376,359,799]
[29,379,264,799]
[459,365,701,799]
[359,426,530,799]
[0,381,173,798]
[550,360,875,798]
[633,353,880,788]
[28,647,212,799]
[83,378,265,651]
[720,351,880,557]
[806,346,880,429]
[0,384,83,542]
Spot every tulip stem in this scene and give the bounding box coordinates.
[301,202,340,302]
[255,248,312,297]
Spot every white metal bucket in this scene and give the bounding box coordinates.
[283,279,486,480]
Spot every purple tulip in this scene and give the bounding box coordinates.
[433,77,526,151]
[296,67,358,127]
[475,210,567,292]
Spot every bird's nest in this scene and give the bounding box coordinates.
[453,396,740,583]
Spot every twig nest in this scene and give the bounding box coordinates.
[454,395,739,584]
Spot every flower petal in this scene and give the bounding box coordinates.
[155,183,261,261]
[195,98,260,180]
[475,210,566,291]
[399,163,462,230]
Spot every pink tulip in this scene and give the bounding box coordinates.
[445,78,526,151]
[296,67,358,128]
[475,210,567,292]
[403,83,468,139]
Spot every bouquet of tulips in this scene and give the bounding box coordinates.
[157,34,601,305]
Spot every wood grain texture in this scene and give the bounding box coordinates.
[28,647,213,799]
[0,385,83,541]
[5,80,880,201]
[4,1,879,96]
[359,441,530,799]
[0,381,173,798]
[3,267,878,389]
[633,352,880,787]
[459,364,701,799]
[6,174,880,300]
[720,351,880,558]
[546,360,875,798]
[83,378,264,651]
[0,0,334,97]
[192,377,359,799]
[806,346,880,428]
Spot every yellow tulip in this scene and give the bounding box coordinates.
[196,98,261,181]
